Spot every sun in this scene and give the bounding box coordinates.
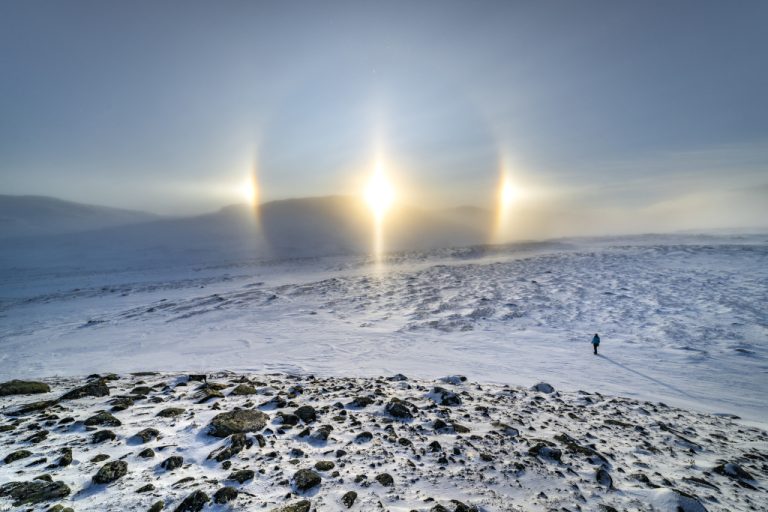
[238,174,258,207]
[364,162,395,219]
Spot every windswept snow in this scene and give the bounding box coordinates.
[0,235,766,423]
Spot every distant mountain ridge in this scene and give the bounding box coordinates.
[0,195,161,239]
[0,194,492,271]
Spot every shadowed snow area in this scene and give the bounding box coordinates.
[0,234,766,422]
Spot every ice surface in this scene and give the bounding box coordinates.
[1,234,766,422]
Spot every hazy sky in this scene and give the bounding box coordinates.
[1,0,766,230]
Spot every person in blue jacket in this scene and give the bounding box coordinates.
[592,333,600,355]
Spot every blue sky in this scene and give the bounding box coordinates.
[1,0,766,230]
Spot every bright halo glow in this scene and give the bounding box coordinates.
[364,162,395,218]
[239,174,258,206]
[500,179,520,206]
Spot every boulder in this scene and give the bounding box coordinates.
[0,380,50,396]
[292,469,321,492]
[60,379,109,400]
[214,486,239,504]
[208,409,268,438]
[0,480,71,506]
[530,382,555,393]
[174,490,209,512]
[93,460,128,484]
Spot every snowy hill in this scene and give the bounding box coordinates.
[0,195,160,239]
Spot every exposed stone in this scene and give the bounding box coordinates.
[0,380,50,396]
[227,469,254,483]
[60,379,109,400]
[230,384,256,396]
[93,460,128,484]
[161,456,184,471]
[214,486,239,504]
[292,468,321,491]
[134,427,160,443]
[4,449,33,464]
[174,490,209,512]
[295,405,317,423]
[84,410,121,427]
[385,399,413,419]
[156,408,185,418]
[208,409,268,437]
[341,490,357,508]
[375,473,394,486]
[0,480,71,506]
[92,429,117,443]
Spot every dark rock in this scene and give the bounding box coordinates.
[0,480,71,506]
[227,469,254,483]
[208,433,251,461]
[450,500,478,512]
[355,431,373,443]
[156,407,185,418]
[92,430,117,443]
[341,490,357,508]
[4,449,32,463]
[713,462,754,481]
[385,399,413,419]
[84,411,121,427]
[209,409,268,437]
[134,427,160,443]
[271,501,311,512]
[528,443,562,461]
[230,384,256,395]
[90,454,110,463]
[596,468,614,489]
[530,382,555,393]
[0,380,50,396]
[149,500,165,511]
[388,373,408,381]
[314,460,335,471]
[174,490,209,512]
[292,468,321,491]
[138,448,155,458]
[9,400,58,416]
[375,473,394,486]
[431,386,461,406]
[137,483,156,493]
[161,456,184,471]
[295,405,317,423]
[93,460,128,484]
[428,440,442,452]
[277,412,300,426]
[350,396,374,408]
[24,430,49,444]
[56,448,72,467]
[310,424,333,442]
[60,379,109,400]
[214,486,239,504]
[110,397,134,411]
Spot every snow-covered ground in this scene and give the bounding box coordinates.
[1,372,766,511]
[1,235,766,423]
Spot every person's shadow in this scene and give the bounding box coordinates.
[599,354,697,400]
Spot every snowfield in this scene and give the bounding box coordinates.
[1,235,766,423]
[0,372,766,511]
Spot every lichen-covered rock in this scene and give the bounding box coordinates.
[714,462,754,481]
[213,486,239,504]
[295,405,317,423]
[375,473,394,486]
[0,380,50,396]
[92,429,117,443]
[292,468,321,491]
[385,399,413,419]
[93,460,128,484]
[60,379,109,400]
[208,433,251,462]
[230,384,256,396]
[84,410,121,427]
[134,427,160,443]
[0,480,71,506]
[341,490,357,508]
[314,460,335,471]
[271,501,311,512]
[160,456,183,471]
[208,409,268,437]
[531,382,555,393]
[4,449,32,464]
[156,407,185,418]
[227,469,254,483]
[174,490,209,512]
